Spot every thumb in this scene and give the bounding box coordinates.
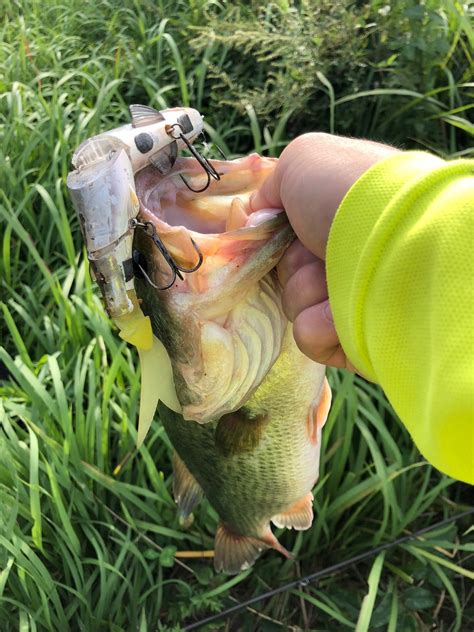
[249,162,283,212]
[251,133,398,260]
[250,134,337,260]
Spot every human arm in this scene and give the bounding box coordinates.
[251,133,474,483]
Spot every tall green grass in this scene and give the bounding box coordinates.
[1,1,473,630]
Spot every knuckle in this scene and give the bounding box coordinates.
[286,132,331,155]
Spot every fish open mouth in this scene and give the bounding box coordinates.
[135,154,286,236]
[133,153,293,294]
[132,153,295,423]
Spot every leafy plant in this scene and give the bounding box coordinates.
[0,0,473,630]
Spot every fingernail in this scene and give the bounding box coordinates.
[323,301,334,324]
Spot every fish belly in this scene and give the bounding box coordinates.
[160,329,326,537]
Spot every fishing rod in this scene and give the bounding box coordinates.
[182,507,474,630]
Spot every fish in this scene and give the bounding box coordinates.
[133,153,332,573]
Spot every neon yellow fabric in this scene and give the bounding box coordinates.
[326,152,474,483]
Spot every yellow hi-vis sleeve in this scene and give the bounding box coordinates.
[326,152,474,483]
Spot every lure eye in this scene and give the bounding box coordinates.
[134,132,154,154]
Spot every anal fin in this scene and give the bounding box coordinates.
[214,523,291,574]
[172,452,203,518]
[271,492,314,531]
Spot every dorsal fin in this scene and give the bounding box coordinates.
[129,104,165,128]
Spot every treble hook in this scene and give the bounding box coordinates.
[167,124,226,193]
[130,219,203,290]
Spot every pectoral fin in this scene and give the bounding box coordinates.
[214,410,268,458]
[137,336,182,448]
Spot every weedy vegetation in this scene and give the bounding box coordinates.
[0,0,473,630]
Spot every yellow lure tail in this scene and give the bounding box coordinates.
[115,302,182,448]
[137,337,182,448]
[116,309,154,350]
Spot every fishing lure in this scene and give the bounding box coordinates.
[67,106,225,434]
[67,105,220,321]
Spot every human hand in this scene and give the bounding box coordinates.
[250,133,399,369]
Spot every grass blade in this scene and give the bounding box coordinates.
[355,552,385,632]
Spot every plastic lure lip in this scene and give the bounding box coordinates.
[67,147,139,319]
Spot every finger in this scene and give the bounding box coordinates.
[252,133,399,259]
[249,169,282,212]
[277,239,317,287]
[282,260,327,322]
[293,300,354,370]
[249,137,306,212]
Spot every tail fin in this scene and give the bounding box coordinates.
[214,523,291,574]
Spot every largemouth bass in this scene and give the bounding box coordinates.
[133,154,332,573]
